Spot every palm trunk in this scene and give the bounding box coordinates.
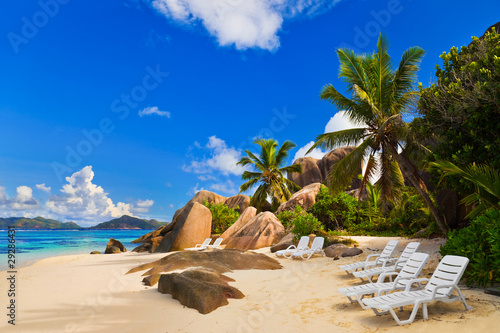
[388,145,448,235]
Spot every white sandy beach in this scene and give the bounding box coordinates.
[1,236,499,333]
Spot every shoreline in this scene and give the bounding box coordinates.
[1,236,499,332]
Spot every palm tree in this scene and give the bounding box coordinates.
[307,34,447,234]
[430,161,500,219]
[237,138,302,211]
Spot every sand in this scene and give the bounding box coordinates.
[1,236,499,333]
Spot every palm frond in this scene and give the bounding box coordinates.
[306,128,366,154]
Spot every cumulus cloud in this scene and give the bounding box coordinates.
[0,185,40,211]
[149,0,341,51]
[138,106,171,118]
[36,183,51,193]
[210,179,237,194]
[324,110,364,134]
[294,141,327,160]
[131,199,155,213]
[183,135,247,176]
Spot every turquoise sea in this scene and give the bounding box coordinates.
[0,229,151,271]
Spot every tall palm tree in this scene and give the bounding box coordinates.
[307,34,447,234]
[237,138,302,211]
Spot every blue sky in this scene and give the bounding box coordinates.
[0,0,498,226]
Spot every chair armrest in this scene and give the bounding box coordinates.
[378,257,398,267]
[378,271,399,282]
[431,283,460,299]
[404,278,429,292]
[285,245,297,251]
[365,254,380,262]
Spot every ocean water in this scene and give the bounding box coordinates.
[0,229,152,271]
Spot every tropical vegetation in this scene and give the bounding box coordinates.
[237,138,302,212]
[203,200,240,234]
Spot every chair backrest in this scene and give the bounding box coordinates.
[201,238,212,246]
[424,255,470,296]
[380,240,399,258]
[212,238,223,247]
[395,252,429,286]
[297,236,310,249]
[396,242,421,267]
[310,237,324,250]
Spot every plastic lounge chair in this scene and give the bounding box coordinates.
[338,252,429,309]
[208,238,223,249]
[362,255,473,326]
[275,236,310,258]
[290,237,325,260]
[353,242,421,282]
[339,240,399,275]
[184,238,212,251]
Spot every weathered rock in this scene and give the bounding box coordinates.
[220,207,257,244]
[90,251,101,254]
[172,190,226,222]
[156,202,212,252]
[270,233,294,253]
[288,157,323,188]
[276,183,322,213]
[104,238,127,254]
[158,269,245,314]
[127,250,283,276]
[224,194,250,214]
[324,244,362,258]
[132,223,174,244]
[223,212,285,251]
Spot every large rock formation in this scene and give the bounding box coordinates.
[276,183,323,213]
[224,194,250,214]
[223,212,285,251]
[157,269,244,314]
[288,147,361,190]
[104,238,127,254]
[128,250,282,314]
[220,207,257,244]
[157,202,212,252]
[172,190,225,222]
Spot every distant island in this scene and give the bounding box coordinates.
[0,215,167,230]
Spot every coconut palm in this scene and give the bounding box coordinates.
[237,138,302,211]
[307,34,447,234]
[430,161,500,219]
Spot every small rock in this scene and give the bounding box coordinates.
[105,238,127,254]
[90,251,101,254]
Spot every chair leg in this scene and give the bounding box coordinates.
[422,303,428,320]
[388,302,421,326]
[456,288,474,310]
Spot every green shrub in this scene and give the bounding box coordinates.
[440,209,500,286]
[309,187,358,231]
[203,200,240,234]
[277,205,324,240]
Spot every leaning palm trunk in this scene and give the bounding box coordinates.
[387,144,447,234]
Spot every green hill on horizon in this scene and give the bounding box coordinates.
[0,217,81,229]
[89,215,167,230]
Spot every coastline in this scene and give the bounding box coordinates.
[1,236,499,332]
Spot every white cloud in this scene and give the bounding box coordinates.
[138,106,171,118]
[150,0,341,51]
[210,179,237,194]
[0,185,40,212]
[198,174,216,181]
[324,110,364,134]
[131,199,155,213]
[35,183,51,193]
[187,183,204,195]
[294,141,327,160]
[183,135,247,176]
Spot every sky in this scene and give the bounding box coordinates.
[0,0,498,226]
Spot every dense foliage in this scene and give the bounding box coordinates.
[309,187,358,231]
[277,205,324,240]
[308,34,446,233]
[440,209,500,287]
[203,200,240,234]
[237,138,302,212]
[416,30,500,194]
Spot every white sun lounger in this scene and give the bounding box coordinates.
[338,252,429,309]
[208,237,223,249]
[184,238,212,251]
[275,236,310,258]
[362,255,473,325]
[339,240,399,274]
[290,237,325,260]
[353,242,421,282]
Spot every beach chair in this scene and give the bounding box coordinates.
[338,252,429,309]
[275,236,310,258]
[362,255,473,325]
[353,242,421,282]
[339,240,399,275]
[208,238,223,249]
[290,237,325,260]
[184,238,212,251]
